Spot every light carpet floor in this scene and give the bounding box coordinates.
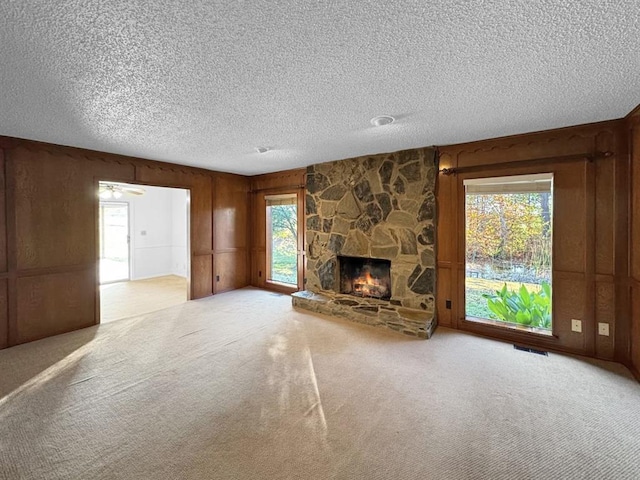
[100,275,187,323]
[0,287,638,479]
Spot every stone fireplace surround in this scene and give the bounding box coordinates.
[292,147,438,338]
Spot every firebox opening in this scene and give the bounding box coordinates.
[339,255,391,300]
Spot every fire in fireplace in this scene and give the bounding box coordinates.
[339,256,391,300]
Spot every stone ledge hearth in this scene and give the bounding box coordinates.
[294,147,438,338]
[292,290,436,338]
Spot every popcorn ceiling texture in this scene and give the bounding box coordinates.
[0,1,638,174]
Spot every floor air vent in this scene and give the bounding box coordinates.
[514,345,548,356]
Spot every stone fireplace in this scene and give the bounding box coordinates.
[292,147,438,338]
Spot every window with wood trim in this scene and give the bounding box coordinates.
[464,173,553,333]
[265,193,298,287]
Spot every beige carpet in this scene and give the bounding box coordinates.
[100,275,187,323]
[0,287,638,479]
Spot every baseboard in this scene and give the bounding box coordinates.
[628,362,640,383]
[130,273,187,281]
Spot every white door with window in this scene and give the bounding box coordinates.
[99,202,130,284]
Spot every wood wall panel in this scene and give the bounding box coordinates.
[16,269,96,344]
[553,162,586,273]
[215,251,248,293]
[251,168,305,192]
[629,112,640,375]
[214,174,249,251]
[595,281,615,359]
[435,157,455,263]
[435,266,451,327]
[595,152,615,275]
[455,128,595,168]
[192,255,213,299]
[213,174,249,293]
[192,176,214,255]
[250,191,267,288]
[0,279,7,349]
[0,150,6,273]
[251,251,266,287]
[12,147,124,269]
[631,123,640,281]
[553,278,587,353]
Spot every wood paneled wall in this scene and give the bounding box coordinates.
[0,136,249,348]
[628,107,640,378]
[213,173,250,293]
[437,120,630,361]
[249,168,306,292]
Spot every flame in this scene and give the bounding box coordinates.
[353,268,387,298]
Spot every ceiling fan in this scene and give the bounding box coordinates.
[98,182,145,199]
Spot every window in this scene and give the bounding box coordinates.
[266,194,298,286]
[464,174,553,332]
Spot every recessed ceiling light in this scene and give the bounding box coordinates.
[370,115,395,127]
[255,146,270,153]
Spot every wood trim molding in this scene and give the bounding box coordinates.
[1,136,226,178]
[193,250,215,256]
[214,247,248,254]
[249,183,306,193]
[249,168,306,192]
[440,151,613,175]
[554,271,586,281]
[5,150,18,346]
[17,264,94,277]
[440,119,623,156]
[594,274,616,283]
[584,155,597,356]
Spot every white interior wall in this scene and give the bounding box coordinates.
[170,188,189,277]
[127,185,188,280]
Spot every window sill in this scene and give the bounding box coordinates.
[465,316,554,338]
[265,280,298,293]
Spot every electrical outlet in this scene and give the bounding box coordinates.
[571,319,582,333]
[598,322,610,336]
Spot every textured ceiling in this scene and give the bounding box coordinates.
[1,1,638,175]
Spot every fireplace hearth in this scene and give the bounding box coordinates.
[339,256,391,300]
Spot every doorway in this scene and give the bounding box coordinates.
[98,182,190,323]
[464,173,553,333]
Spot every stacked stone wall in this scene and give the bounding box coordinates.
[295,147,438,337]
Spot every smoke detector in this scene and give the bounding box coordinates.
[370,115,395,127]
